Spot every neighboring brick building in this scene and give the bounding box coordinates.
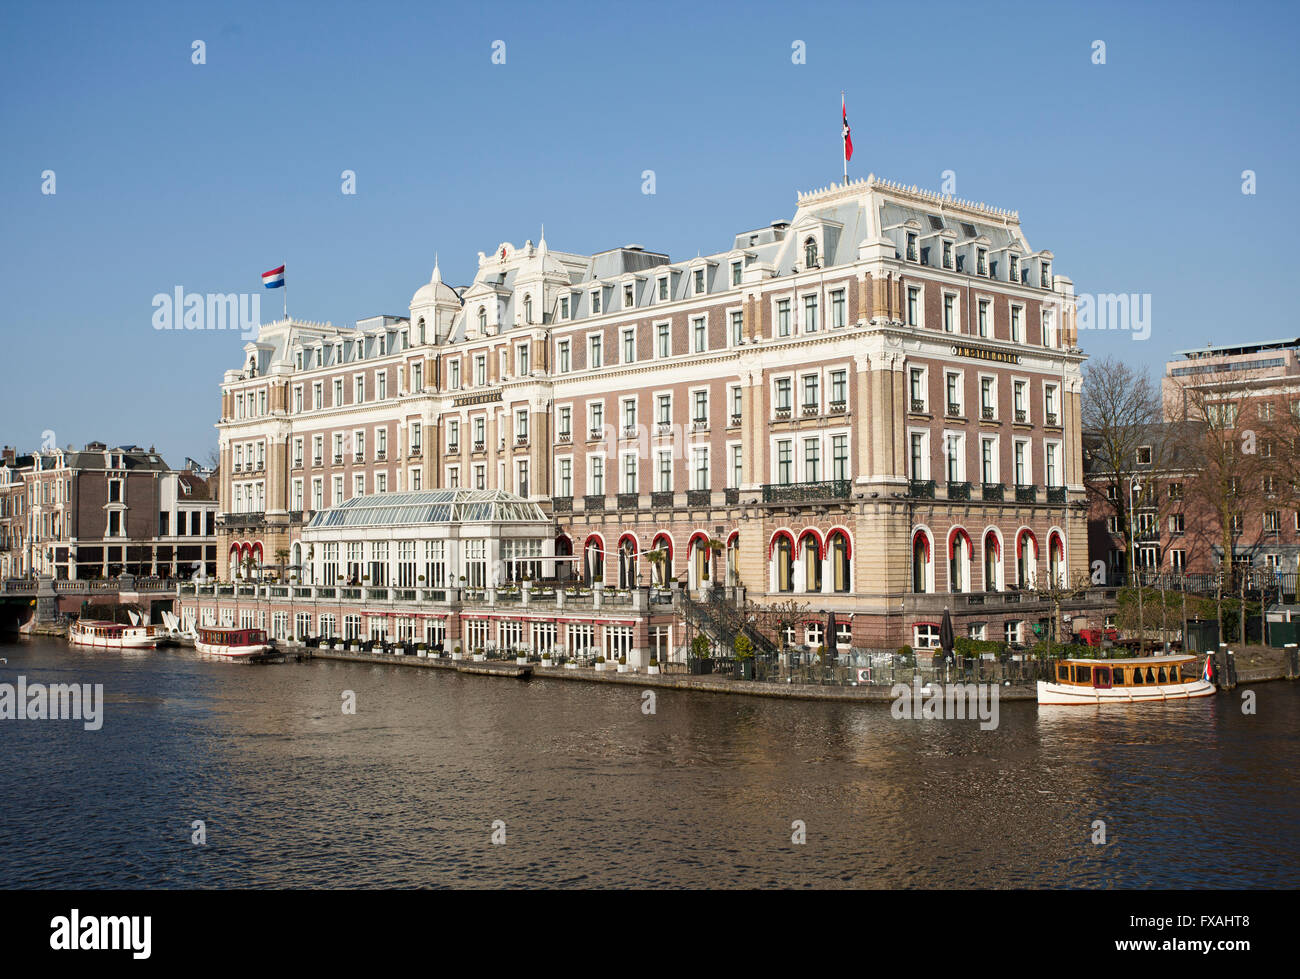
[0,442,218,579]
[208,175,1090,656]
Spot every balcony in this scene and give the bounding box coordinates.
[1015,484,1038,503]
[729,414,742,427]
[557,432,572,444]
[1047,486,1066,504]
[947,403,963,417]
[981,406,996,421]
[686,489,712,508]
[291,459,303,469]
[583,494,606,512]
[908,479,936,500]
[775,407,791,420]
[515,435,529,447]
[910,399,927,413]
[982,482,1004,502]
[354,455,365,464]
[473,441,486,452]
[313,457,323,467]
[724,487,740,505]
[447,443,459,454]
[761,480,852,504]
[588,428,604,442]
[409,448,422,459]
[801,404,819,416]
[651,491,673,508]
[655,422,673,436]
[1046,412,1059,427]
[621,425,638,439]
[829,401,847,414]
[553,496,573,514]
[947,481,971,501]
[376,450,386,461]
[333,455,343,465]
[617,493,639,510]
[691,419,709,432]
[1015,409,1027,423]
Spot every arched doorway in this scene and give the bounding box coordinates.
[617,535,638,589]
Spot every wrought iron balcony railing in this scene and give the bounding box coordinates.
[760,480,852,504]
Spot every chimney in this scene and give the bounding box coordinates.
[1,446,13,466]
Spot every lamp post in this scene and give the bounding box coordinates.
[1130,477,1145,653]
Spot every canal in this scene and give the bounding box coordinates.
[1,637,1296,888]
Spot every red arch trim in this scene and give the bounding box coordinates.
[1017,528,1038,551]
[687,531,711,551]
[826,528,852,560]
[616,532,639,551]
[912,531,931,561]
[584,533,605,551]
[769,530,795,559]
[726,530,739,548]
[948,527,972,560]
[984,532,1001,559]
[797,528,825,559]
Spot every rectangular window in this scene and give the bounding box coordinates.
[557,458,572,497]
[622,328,635,364]
[804,439,820,482]
[830,289,846,328]
[832,435,848,481]
[906,286,919,326]
[588,335,603,369]
[802,374,819,411]
[804,294,819,332]
[656,322,670,358]
[1010,305,1023,343]
[977,299,990,338]
[732,261,743,286]
[775,378,792,412]
[830,370,847,405]
[692,316,707,353]
[656,394,671,426]
[777,440,793,484]
[657,451,673,492]
[777,299,791,337]
[693,390,709,423]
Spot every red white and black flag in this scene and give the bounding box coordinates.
[842,94,853,162]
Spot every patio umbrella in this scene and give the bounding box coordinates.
[940,607,955,666]
[826,610,838,661]
[582,546,591,588]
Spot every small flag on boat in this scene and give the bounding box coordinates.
[262,265,285,289]
[1203,655,1214,683]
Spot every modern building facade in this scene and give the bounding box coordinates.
[206,176,1088,656]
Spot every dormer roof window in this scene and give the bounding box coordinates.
[694,268,706,294]
[1040,260,1052,288]
[1008,254,1019,282]
[977,248,988,276]
[804,237,819,269]
[942,239,954,270]
[591,289,601,314]
[658,277,669,302]
[623,284,634,308]
[906,232,918,263]
[560,296,570,320]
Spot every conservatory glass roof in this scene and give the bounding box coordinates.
[305,489,550,530]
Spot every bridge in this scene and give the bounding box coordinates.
[1,575,182,631]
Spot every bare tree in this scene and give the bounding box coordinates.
[1081,356,1175,579]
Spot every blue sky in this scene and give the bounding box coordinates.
[1,0,1296,466]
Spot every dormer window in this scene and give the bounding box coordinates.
[294,351,303,370]
[731,261,742,287]
[658,277,669,301]
[314,348,322,368]
[804,237,818,268]
[977,248,988,276]
[694,269,705,294]
[591,290,601,315]
[478,307,487,331]
[623,284,634,308]
[1008,255,1019,282]
[1040,261,1051,288]
[560,296,569,320]
[1136,446,1152,465]
[942,240,953,269]
[523,295,532,323]
[906,232,918,262]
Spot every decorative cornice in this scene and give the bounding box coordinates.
[796,175,1020,224]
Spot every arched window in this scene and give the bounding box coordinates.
[417,317,426,344]
[912,532,931,593]
[949,529,971,593]
[984,532,1001,592]
[804,237,818,268]
[774,536,794,593]
[618,536,637,589]
[651,533,673,586]
[725,532,739,587]
[478,307,487,331]
[555,534,573,582]
[583,537,604,583]
[689,533,713,587]
[829,531,851,593]
[801,532,822,592]
[1048,533,1065,587]
[523,295,533,324]
[1017,530,1038,589]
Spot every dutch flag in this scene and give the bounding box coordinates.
[262,265,285,289]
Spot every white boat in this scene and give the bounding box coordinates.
[69,618,157,650]
[194,626,270,659]
[1037,654,1216,705]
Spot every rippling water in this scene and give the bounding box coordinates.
[1,637,1297,888]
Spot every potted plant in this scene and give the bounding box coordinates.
[541,650,553,667]
[451,644,464,661]
[472,647,486,662]
[689,633,713,675]
[515,644,529,665]
[594,655,608,672]
[616,655,630,674]
[734,633,755,680]
[648,656,661,676]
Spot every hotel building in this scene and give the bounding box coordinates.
[198,176,1087,658]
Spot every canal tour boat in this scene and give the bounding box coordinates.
[1037,654,1216,705]
[68,618,158,650]
[193,626,270,659]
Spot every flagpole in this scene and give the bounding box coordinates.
[283,265,288,324]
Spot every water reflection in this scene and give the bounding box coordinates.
[0,638,1296,888]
